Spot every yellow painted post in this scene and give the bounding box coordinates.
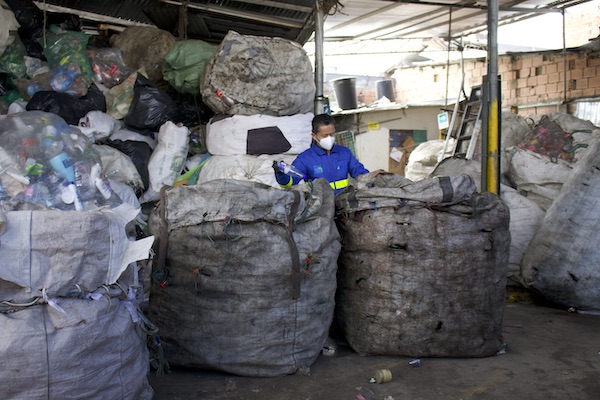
[486,99,499,194]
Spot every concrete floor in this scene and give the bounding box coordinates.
[148,296,600,400]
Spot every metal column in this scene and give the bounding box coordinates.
[482,0,500,194]
[314,0,325,114]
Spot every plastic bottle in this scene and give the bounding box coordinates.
[90,163,112,200]
[215,89,236,107]
[42,132,83,211]
[276,161,306,180]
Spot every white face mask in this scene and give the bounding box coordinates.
[319,135,335,151]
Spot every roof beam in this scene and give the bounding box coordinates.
[225,0,313,13]
[326,2,408,34]
[33,1,156,28]
[159,0,305,29]
[391,0,562,13]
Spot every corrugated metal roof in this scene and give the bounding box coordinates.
[28,0,594,47]
[32,0,320,44]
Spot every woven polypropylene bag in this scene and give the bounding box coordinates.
[334,172,510,357]
[147,179,340,376]
[200,30,315,116]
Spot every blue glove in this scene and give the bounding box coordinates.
[272,161,292,186]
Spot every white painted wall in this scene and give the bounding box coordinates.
[355,127,390,172]
[346,105,445,172]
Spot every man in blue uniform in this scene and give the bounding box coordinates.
[273,114,369,195]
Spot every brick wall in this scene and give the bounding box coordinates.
[391,48,600,114]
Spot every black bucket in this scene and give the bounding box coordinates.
[331,77,358,110]
[376,79,396,102]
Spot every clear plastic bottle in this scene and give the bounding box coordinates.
[276,161,306,180]
[42,132,83,211]
[90,163,112,200]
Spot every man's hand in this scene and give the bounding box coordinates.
[272,161,291,186]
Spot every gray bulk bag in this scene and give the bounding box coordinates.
[0,204,154,301]
[0,296,153,400]
[200,30,315,116]
[521,136,600,311]
[147,179,340,376]
[334,172,510,357]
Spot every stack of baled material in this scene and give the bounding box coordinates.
[197,30,315,187]
[334,172,510,357]
[0,204,155,399]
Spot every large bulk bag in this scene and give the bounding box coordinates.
[405,139,451,182]
[500,186,545,285]
[505,146,574,211]
[431,158,545,285]
[521,136,600,311]
[0,204,155,399]
[334,172,510,357]
[0,204,154,301]
[200,30,315,116]
[206,113,313,156]
[147,179,340,376]
[0,296,153,400]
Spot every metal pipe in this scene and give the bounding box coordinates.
[562,8,568,104]
[484,0,500,194]
[314,0,325,114]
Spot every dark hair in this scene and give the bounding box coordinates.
[312,113,335,134]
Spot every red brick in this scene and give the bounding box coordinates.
[569,69,583,79]
[513,59,523,69]
[537,75,548,85]
[577,78,589,89]
[518,78,528,88]
[583,67,596,78]
[532,55,544,65]
[589,57,600,67]
[575,57,588,69]
[498,64,507,73]
[527,76,538,86]
[536,85,548,95]
[582,88,596,97]
[546,82,559,94]
[522,58,533,68]
[570,89,583,97]
[545,63,558,74]
[589,75,600,88]
[547,72,560,83]
[520,68,531,78]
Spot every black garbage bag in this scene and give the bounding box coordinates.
[105,139,152,191]
[26,83,106,125]
[172,95,215,127]
[124,75,177,131]
[4,0,42,32]
[4,0,45,60]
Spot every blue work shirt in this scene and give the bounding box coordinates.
[290,142,369,194]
